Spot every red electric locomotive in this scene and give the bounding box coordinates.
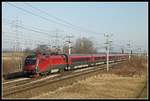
[23,53,68,76]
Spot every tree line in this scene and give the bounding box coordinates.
[24,37,98,55]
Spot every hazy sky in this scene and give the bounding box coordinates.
[2,2,148,52]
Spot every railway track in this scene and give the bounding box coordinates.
[3,78,30,89]
[3,72,65,92]
[2,61,124,98]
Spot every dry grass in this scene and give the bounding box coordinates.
[31,55,148,99]
[109,55,147,77]
[2,52,26,75]
[32,74,147,99]
[2,57,23,74]
[2,52,24,57]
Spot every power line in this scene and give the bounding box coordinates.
[6,2,75,29]
[7,2,104,36]
[18,25,51,37]
[3,32,50,43]
[24,2,104,35]
[3,19,66,45]
[3,21,53,37]
[3,18,57,33]
[24,3,75,26]
[51,29,63,50]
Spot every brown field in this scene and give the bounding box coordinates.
[2,57,23,75]
[2,52,27,75]
[32,74,147,99]
[31,55,148,99]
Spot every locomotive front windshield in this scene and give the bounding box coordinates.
[25,55,36,65]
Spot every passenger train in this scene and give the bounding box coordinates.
[23,53,128,77]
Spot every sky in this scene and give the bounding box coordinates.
[2,2,148,53]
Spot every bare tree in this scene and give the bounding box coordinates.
[73,37,97,54]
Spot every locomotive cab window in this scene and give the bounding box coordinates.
[25,55,37,65]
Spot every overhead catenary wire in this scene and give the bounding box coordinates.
[24,2,104,35]
[3,21,53,37]
[3,27,52,51]
[3,18,62,34]
[6,2,77,31]
[7,2,104,36]
[3,20,66,51]
[3,32,50,43]
[3,20,66,47]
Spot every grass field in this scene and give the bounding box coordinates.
[2,52,28,75]
[33,74,147,99]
